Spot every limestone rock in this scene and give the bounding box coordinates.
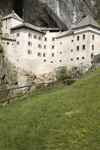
[0,0,97,30]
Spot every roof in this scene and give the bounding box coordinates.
[74,15,100,29]
[40,27,62,31]
[1,34,16,41]
[57,30,74,38]
[2,10,23,22]
[11,22,45,33]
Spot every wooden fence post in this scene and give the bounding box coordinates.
[28,86,31,97]
[85,79,87,86]
[7,90,10,104]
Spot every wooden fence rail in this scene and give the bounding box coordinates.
[0,72,100,104]
[0,79,78,103]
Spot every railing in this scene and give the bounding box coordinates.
[0,72,100,104]
[0,79,78,103]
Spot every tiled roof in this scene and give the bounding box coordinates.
[11,22,45,33]
[2,11,23,22]
[57,30,73,38]
[74,15,100,29]
[1,34,16,41]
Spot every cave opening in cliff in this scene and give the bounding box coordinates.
[13,0,23,18]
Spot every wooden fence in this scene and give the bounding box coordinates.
[0,79,78,103]
[0,72,100,104]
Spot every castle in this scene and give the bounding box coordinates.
[0,10,100,75]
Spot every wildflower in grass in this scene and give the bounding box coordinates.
[81,134,83,137]
[84,129,86,133]
[91,127,93,129]
[50,129,53,131]
[59,100,61,102]
[85,147,87,149]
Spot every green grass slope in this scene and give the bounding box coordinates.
[0,68,100,150]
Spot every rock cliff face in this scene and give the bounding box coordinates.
[0,0,98,30]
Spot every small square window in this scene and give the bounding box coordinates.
[83,45,85,50]
[92,35,94,40]
[71,59,73,61]
[34,35,37,39]
[28,42,32,46]
[16,33,20,37]
[60,42,62,44]
[44,45,46,49]
[51,61,53,63]
[27,50,32,54]
[92,45,94,50]
[38,44,42,48]
[77,36,79,41]
[43,53,46,57]
[7,42,9,45]
[5,26,7,29]
[12,43,14,45]
[71,40,73,42]
[44,37,47,41]
[52,45,54,49]
[60,52,62,54]
[77,46,79,51]
[60,60,62,62]
[82,57,85,59]
[83,34,85,39]
[28,33,32,38]
[77,57,79,60]
[52,37,55,41]
[16,41,19,45]
[39,37,42,41]
[44,59,46,62]
[71,50,73,52]
[52,53,54,57]
[37,52,41,57]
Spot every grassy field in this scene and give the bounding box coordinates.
[0,68,100,150]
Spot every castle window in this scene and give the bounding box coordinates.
[37,52,41,57]
[34,35,37,39]
[71,50,73,52]
[83,34,85,39]
[39,37,42,41]
[16,41,20,45]
[82,57,85,59]
[38,44,42,48]
[44,37,47,41]
[71,40,73,42]
[77,46,79,51]
[51,61,53,63]
[5,26,7,29]
[52,45,54,49]
[16,33,20,37]
[28,42,32,46]
[60,60,62,62]
[77,57,79,60]
[28,33,32,38]
[71,58,73,61]
[27,50,32,54]
[60,42,62,44]
[52,53,54,57]
[44,45,46,49]
[92,35,94,40]
[60,52,62,54]
[52,37,55,41]
[7,42,9,45]
[43,53,46,57]
[4,42,5,44]
[92,45,94,50]
[77,36,79,41]
[83,45,85,50]
[12,43,14,45]
[44,59,46,62]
